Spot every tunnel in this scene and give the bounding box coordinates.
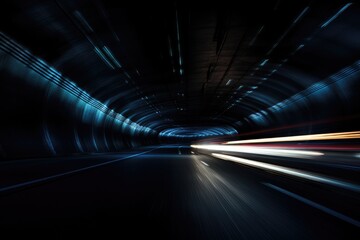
[0,1,359,239]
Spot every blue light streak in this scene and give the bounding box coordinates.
[159,126,238,139]
[267,6,309,55]
[293,6,310,24]
[249,59,360,122]
[0,32,155,136]
[94,46,115,69]
[260,59,269,67]
[321,3,352,28]
[175,9,183,71]
[249,25,264,46]
[103,46,122,68]
[74,11,94,32]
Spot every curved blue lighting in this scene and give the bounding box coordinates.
[159,126,238,139]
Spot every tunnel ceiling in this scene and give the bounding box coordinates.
[1,0,360,137]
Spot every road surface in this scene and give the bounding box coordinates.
[0,145,359,239]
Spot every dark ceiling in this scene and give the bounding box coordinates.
[1,0,360,140]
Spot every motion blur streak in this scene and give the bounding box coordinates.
[200,161,209,166]
[1,1,360,238]
[191,144,323,158]
[211,153,360,192]
[264,183,360,227]
[225,131,360,144]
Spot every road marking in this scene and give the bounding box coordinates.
[201,161,209,167]
[0,148,158,194]
[264,183,360,228]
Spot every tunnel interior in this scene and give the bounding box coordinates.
[0,1,359,239]
[1,0,359,159]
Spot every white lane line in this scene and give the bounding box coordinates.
[201,161,209,167]
[0,148,159,193]
[264,183,360,228]
[211,153,360,192]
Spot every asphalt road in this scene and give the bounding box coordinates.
[0,145,359,239]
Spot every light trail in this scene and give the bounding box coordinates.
[191,144,323,159]
[211,153,360,192]
[225,131,360,145]
[201,161,209,167]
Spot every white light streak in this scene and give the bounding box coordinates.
[201,161,209,167]
[191,144,323,158]
[226,79,233,86]
[225,131,360,145]
[211,153,360,192]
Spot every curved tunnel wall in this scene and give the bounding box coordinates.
[0,33,158,160]
[245,61,360,130]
